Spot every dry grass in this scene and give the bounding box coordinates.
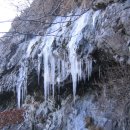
[0,109,24,129]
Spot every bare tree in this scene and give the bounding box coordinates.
[0,0,92,42]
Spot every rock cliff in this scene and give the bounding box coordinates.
[0,0,130,129]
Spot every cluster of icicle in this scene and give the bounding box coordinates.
[16,10,100,107]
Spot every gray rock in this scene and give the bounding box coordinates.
[0,0,130,129]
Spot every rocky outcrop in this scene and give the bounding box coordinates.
[0,0,130,129]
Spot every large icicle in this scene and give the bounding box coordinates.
[43,48,50,101]
[16,37,40,107]
[68,10,92,101]
[40,16,70,101]
[17,59,28,108]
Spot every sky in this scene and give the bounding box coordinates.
[0,0,16,35]
[0,0,33,37]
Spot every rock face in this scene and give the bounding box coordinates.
[0,0,130,129]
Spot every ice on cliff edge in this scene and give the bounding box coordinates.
[16,10,100,107]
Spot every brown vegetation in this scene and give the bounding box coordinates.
[0,109,25,129]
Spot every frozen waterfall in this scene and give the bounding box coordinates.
[16,10,99,106]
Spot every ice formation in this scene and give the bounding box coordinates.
[16,10,99,106]
[68,11,93,101]
[17,58,28,107]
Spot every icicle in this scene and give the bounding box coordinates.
[24,60,28,99]
[17,85,21,108]
[17,64,24,108]
[57,59,61,91]
[88,60,90,80]
[69,54,78,102]
[77,60,82,82]
[16,58,28,108]
[68,10,92,101]
[39,15,68,100]
[38,53,42,85]
[89,58,93,77]
[50,56,56,98]
[72,67,77,102]
[61,60,65,81]
[43,48,50,101]
[17,37,40,107]
[86,57,93,80]
[17,68,22,108]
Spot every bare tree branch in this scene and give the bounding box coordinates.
[0,0,89,41]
